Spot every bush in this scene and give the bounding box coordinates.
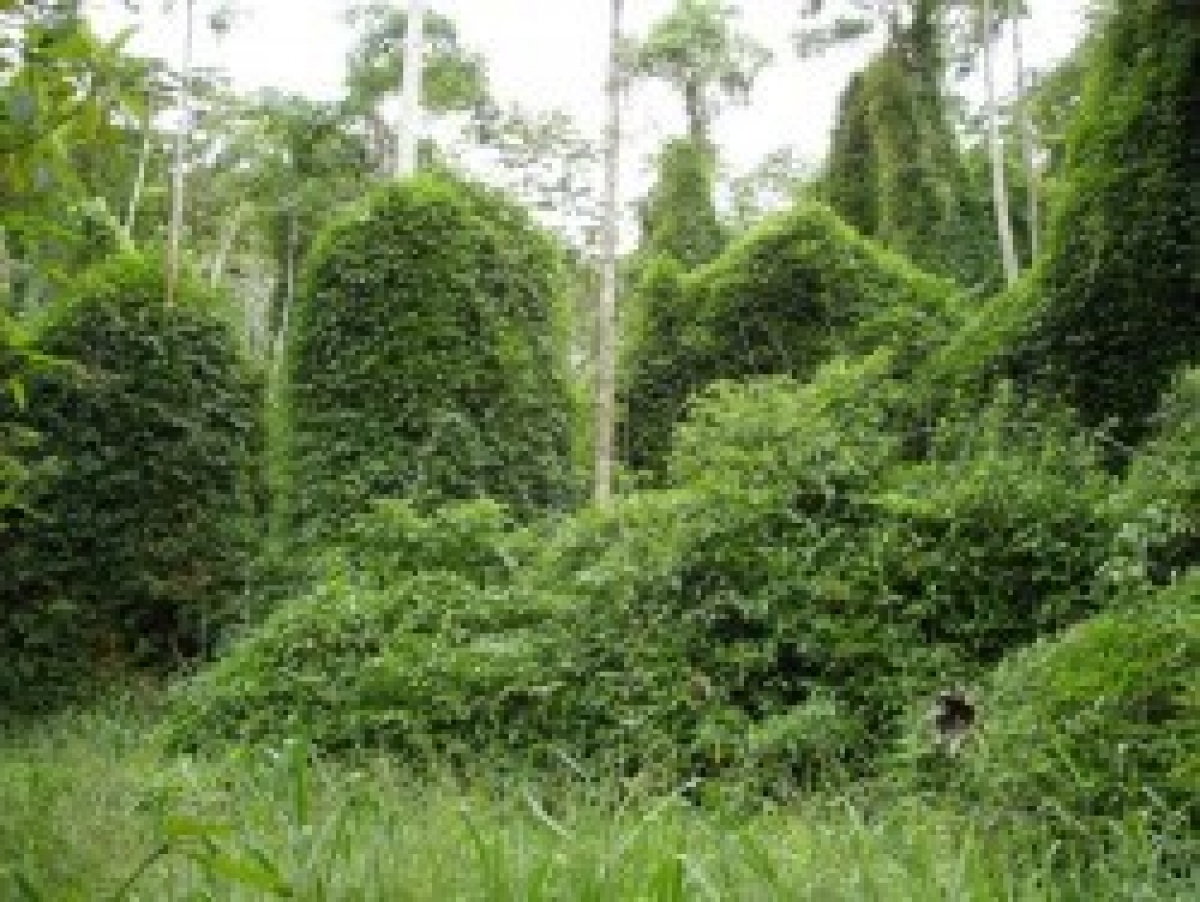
[0,252,264,709]
[621,200,962,474]
[1103,368,1200,588]
[164,571,569,762]
[1010,0,1200,437]
[287,174,579,539]
[316,497,528,589]
[169,364,1127,790]
[967,573,1200,833]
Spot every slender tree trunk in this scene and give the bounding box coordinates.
[272,207,298,374]
[683,78,706,146]
[594,0,622,505]
[1010,4,1039,261]
[982,0,1019,286]
[208,202,248,287]
[396,0,425,178]
[166,0,194,306]
[125,110,152,241]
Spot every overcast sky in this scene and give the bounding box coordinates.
[86,1,1087,206]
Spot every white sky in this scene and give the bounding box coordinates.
[87,1,1088,210]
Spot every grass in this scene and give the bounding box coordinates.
[0,699,1195,901]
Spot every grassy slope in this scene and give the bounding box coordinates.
[1,701,1195,901]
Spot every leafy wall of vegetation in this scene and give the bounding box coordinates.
[287,174,579,539]
[167,359,1127,791]
[621,201,962,475]
[0,252,265,709]
[1008,0,1200,438]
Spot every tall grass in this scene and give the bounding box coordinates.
[0,704,1194,901]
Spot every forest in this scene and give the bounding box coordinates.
[1,0,1198,897]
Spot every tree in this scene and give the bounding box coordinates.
[343,2,487,174]
[594,0,623,504]
[625,0,772,146]
[723,145,813,231]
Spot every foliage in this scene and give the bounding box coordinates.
[164,570,567,760]
[621,200,962,475]
[822,45,989,289]
[1009,0,1200,437]
[1103,368,1200,587]
[637,138,727,270]
[623,0,772,144]
[317,497,528,590]
[0,7,154,309]
[968,573,1200,834]
[287,174,579,539]
[343,2,488,119]
[171,360,1124,792]
[0,251,265,710]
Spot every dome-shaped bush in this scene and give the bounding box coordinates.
[621,200,962,474]
[287,174,578,538]
[0,252,264,707]
[967,574,1200,832]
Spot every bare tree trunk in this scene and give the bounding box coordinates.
[208,202,249,287]
[982,0,1019,286]
[396,0,425,178]
[125,111,152,241]
[166,0,194,306]
[594,0,623,505]
[272,207,299,374]
[1010,4,1039,261]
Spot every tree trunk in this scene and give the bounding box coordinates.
[982,0,1019,286]
[594,0,622,505]
[208,201,248,287]
[683,77,706,145]
[396,0,425,178]
[166,0,194,306]
[1010,4,1039,261]
[124,111,152,242]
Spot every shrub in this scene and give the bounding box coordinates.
[621,200,962,474]
[1103,368,1200,588]
[287,174,579,539]
[0,252,264,709]
[967,573,1200,832]
[163,571,569,762]
[317,497,528,589]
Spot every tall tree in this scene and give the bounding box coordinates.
[626,0,772,146]
[343,2,487,174]
[979,0,1019,284]
[396,0,424,177]
[594,0,623,504]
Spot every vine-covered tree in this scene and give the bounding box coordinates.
[288,175,579,535]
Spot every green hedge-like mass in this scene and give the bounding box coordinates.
[287,174,578,537]
[621,200,962,475]
[167,362,1122,789]
[0,252,264,708]
[968,573,1200,832]
[1010,0,1200,436]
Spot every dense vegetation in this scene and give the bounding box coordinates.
[621,202,961,474]
[287,174,579,539]
[0,253,264,710]
[2,0,1197,897]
